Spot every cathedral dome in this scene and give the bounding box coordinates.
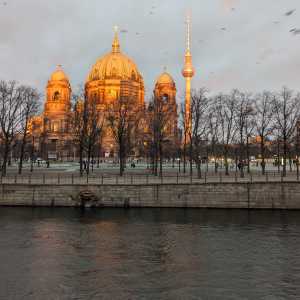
[156,71,175,85]
[86,31,143,83]
[50,65,69,82]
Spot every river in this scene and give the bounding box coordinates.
[0,208,299,299]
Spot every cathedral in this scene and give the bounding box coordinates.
[30,29,179,160]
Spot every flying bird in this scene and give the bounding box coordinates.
[292,29,300,35]
[285,9,296,16]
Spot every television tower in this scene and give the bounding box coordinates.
[182,13,195,141]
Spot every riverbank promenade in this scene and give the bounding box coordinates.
[1,161,299,185]
[1,161,300,210]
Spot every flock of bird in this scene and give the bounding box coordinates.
[1,1,299,69]
[119,5,157,37]
[220,8,299,36]
[0,2,298,38]
[117,5,300,44]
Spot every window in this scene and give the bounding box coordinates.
[131,71,136,80]
[53,91,60,101]
[162,94,169,103]
[53,122,59,132]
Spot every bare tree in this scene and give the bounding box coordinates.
[179,103,188,174]
[234,90,253,177]
[273,87,300,176]
[215,92,237,175]
[0,81,24,176]
[107,96,142,176]
[18,86,40,174]
[147,95,174,176]
[72,92,87,176]
[191,88,209,178]
[254,91,274,174]
[207,106,220,173]
[85,97,104,175]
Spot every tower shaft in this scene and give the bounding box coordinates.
[182,13,195,142]
[185,77,192,138]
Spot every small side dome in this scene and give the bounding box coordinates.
[50,65,69,82]
[156,71,175,85]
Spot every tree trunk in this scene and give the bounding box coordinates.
[119,145,123,176]
[159,141,163,177]
[189,142,193,176]
[196,156,202,179]
[2,140,10,177]
[288,151,292,172]
[212,142,217,174]
[183,140,186,174]
[283,136,287,177]
[18,131,27,175]
[246,136,250,174]
[79,141,84,177]
[206,147,209,172]
[86,143,91,175]
[224,146,229,176]
[276,139,280,174]
[154,142,158,176]
[240,132,244,178]
[260,137,266,175]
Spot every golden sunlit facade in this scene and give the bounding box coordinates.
[30,66,73,159]
[85,29,144,106]
[154,71,178,143]
[85,29,145,155]
[31,27,183,160]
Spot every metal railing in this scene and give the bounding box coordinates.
[0,170,299,185]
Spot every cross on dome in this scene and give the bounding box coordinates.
[112,25,120,53]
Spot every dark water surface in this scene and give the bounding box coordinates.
[0,208,300,300]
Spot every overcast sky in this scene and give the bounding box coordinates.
[1,0,300,101]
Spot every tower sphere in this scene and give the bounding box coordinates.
[182,52,195,78]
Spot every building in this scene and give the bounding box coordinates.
[30,66,74,160]
[30,29,180,161]
[154,71,178,143]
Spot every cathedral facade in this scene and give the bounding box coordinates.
[30,30,178,160]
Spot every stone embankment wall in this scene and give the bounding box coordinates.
[0,182,300,209]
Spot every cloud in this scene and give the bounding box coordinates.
[0,0,300,100]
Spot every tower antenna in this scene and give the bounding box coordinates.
[186,10,191,52]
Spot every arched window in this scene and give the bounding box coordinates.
[162,94,169,103]
[53,122,59,132]
[131,71,136,80]
[53,91,60,101]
